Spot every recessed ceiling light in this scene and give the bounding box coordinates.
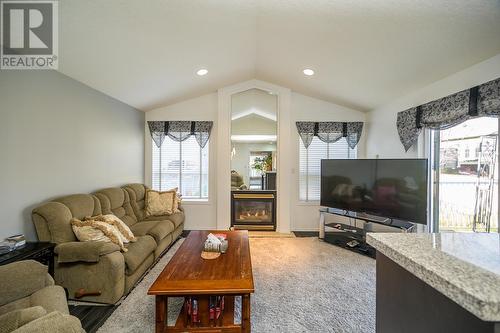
[196,69,208,76]
[303,69,315,76]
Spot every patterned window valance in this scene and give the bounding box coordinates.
[397,77,500,151]
[147,121,213,148]
[296,121,364,149]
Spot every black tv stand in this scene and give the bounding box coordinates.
[319,208,415,258]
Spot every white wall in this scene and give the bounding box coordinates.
[231,88,277,120]
[290,92,367,231]
[231,115,276,136]
[366,54,500,158]
[145,87,367,232]
[0,71,144,240]
[145,93,218,230]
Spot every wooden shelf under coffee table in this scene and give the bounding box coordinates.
[148,230,254,333]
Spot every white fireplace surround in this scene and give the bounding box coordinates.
[217,80,292,233]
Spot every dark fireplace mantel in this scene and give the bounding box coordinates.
[231,190,276,231]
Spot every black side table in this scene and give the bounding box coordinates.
[0,242,55,276]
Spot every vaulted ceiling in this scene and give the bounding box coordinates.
[59,0,500,112]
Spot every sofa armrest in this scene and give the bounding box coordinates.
[54,241,120,263]
[54,251,125,304]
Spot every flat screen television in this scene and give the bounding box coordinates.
[320,159,428,224]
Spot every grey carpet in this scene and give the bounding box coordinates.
[98,237,375,333]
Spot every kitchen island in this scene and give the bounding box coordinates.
[367,232,500,333]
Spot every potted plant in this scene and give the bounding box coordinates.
[252,154,272,174]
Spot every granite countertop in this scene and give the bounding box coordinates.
[366,232,500,322]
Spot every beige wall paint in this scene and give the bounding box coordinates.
[0,71,144,240]
[365,53,500,159]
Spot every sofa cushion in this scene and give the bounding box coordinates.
[0,306,47,333]
[146,222,175,244]
[123,236,156,274]
[167,212,185,228]
[94,188,137,226]
[143,212,184,229]
[129,221,157,237]
[11,311,83,333]
[123,184,147,221]
[32,194,102,244]
[54,195,102,220]
[130,221,174,244]
[0,297,30,317]
[29,286,69,315]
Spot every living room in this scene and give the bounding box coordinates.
[0,1,499,332]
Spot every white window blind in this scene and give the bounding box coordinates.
[299,137,357,201]
[152,136,209,200]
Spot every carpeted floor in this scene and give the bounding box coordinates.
[97,237,375,333]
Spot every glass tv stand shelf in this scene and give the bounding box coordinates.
[319,208,415,258]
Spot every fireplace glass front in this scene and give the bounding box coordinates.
[234,201,273,223]
[231,191,276,230]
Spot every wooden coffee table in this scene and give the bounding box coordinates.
[148,230,254,333]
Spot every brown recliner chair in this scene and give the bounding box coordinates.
[0,260,84,333]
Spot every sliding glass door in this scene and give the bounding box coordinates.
[431,118,499,233]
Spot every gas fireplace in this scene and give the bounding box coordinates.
[231,191,276,231]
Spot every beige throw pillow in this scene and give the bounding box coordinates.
[90,214,137,243]
[145,189,176,217]
[166,187,182,213]
[71,218,128,252]
[173,195,182,213]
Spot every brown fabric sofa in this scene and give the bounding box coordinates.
[31,183,184,304]
[0,260,84,333]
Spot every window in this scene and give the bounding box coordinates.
[152,136,209,200]
[430,117,498,233]
[299,137,357,202]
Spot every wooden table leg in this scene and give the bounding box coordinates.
[155,295,167,333]
[242,294,251,333]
